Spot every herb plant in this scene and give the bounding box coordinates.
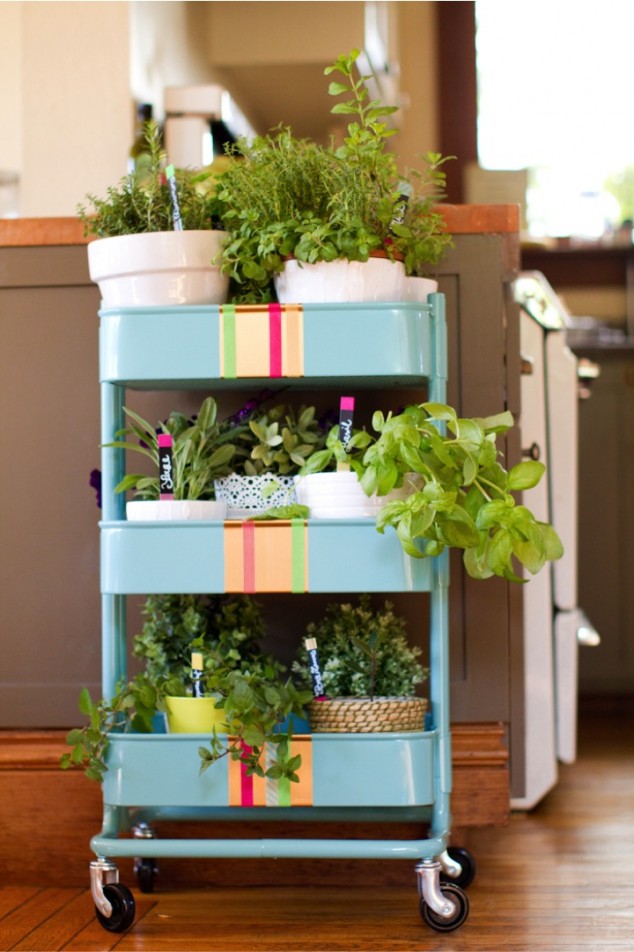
[217,49,452,302]
[198,666,313,783]
[298,400,564,582]
[105,395,239,501]
[78,120,222,237]
[292,595,427,699]
[60,674,183,783]
[230,403,327,477]
[133,593,281,684]
[365,402,564,581]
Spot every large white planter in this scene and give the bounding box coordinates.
[274,257,406,304]
[126,500,227,521]
[213,474,297,520]
[405,276,439,302]
[87,230,230,308]
[294,471,417,520]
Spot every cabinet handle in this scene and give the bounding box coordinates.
[522,442,540,461]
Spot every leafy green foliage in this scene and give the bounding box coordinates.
[297,423,374,475]
[216,49,453,302]
[230,403,327,477]
[249,504,310,521]
[78,121,222,237]
[61,594,286,783]
[60,673,183,782]
[198,667,313,782]
[363,402,563,581]
[104,396,240,501]
[132,593,279,684]
[292,595,427,699]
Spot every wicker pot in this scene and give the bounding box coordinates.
[309,696,428,733]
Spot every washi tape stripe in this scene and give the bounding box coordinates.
[240,743,254,807]
[221,304,237,379]
[269,303,283,378]
[283,305,304,377]
[291,519,307,593]
[242,520,256,593]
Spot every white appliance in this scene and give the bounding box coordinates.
[512,272,599,809]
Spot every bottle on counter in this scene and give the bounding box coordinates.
[128,103,156,177]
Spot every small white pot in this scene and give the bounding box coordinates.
[274,257,406,304]
[294,471,418,520]
[88,230,230,308]
[405,277,439,302]
[126,500,227,521]
[213,474,297,520]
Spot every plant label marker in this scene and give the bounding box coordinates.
[157,433,175,499]
[165,164,183,231]
[337,396,355,471]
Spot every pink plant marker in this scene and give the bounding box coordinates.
[157,433,175,500]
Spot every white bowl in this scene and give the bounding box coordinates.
[88,230,229,308]
[274,257,406,304]
[126,500,227,521]
[294,471,414,520]
[405,276,439,302]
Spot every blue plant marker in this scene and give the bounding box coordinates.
[165,163,183,231]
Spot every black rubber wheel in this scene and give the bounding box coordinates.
[135,858,157,893]
[420,883,469,932]
[441,846,477,889]
[95,882,136,933]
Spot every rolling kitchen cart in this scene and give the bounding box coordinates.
[90,295,474,933]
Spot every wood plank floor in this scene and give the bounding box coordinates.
[2,705,633,951]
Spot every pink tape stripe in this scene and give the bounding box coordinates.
[240,743,254,807]
[269,303,283,378]
[242,521,256,594]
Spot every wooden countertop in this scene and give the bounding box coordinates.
[0,205,520,248]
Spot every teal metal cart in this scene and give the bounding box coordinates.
[90,296,473,933]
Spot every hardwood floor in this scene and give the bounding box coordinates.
[1,705,633,951]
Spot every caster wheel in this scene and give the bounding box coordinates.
[420,883,469,932]
[441,846,476,889]
[95,882,136,933]
[135,857,157,893]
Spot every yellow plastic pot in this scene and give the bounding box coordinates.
[164,696,229,734]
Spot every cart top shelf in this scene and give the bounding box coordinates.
[99,300,445,389]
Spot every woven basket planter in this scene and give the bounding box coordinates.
[309,696,428,733]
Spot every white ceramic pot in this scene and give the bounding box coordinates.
[294,471,417,520]
[213,474,297,520]
[126,500,227,521]
[87,229,230,308]
[405,277,439,302]
[274,256,406,304]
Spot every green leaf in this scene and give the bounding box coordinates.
[328,81,349,96]
[507,460,545,491]
[78,687,94,717]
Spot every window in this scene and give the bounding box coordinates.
[475,0,634,238]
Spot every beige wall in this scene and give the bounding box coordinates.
[0,1,440,217]
[15,2,131,216]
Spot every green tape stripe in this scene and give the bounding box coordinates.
[222,305,237,378]
[277,775,292,807]
[290,519,306,592]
